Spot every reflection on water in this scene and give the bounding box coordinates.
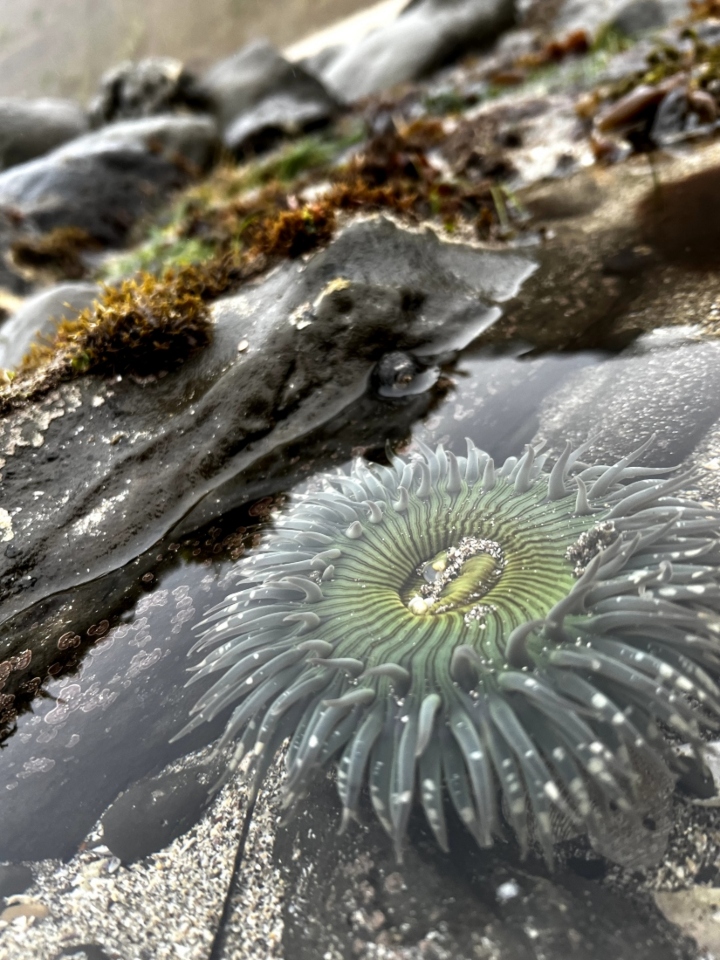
[0,562,230,861]
[0,0,374,100]
[0,344,601,862]
[411,344,605,463]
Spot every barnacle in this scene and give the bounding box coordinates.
[179,437,720,860]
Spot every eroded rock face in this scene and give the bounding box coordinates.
[0,217,534,628]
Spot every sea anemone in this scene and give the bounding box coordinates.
[178,437,720,861]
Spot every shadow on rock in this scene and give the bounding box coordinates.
[274,776,696,960]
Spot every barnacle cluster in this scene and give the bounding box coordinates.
[180,437,720,860]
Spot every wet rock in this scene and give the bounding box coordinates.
[199,39,338,151]
[554,0,686,39]
[320,0,516,103]
[89,57,210,126]
[0,98,88,172]
[595,79,680,136]
[4,746,694,959]
[298,44,346,82]
[371,350,440,398]
[650,87,691,146]
[609,0,670,38]
[0,217,534,628]
[0,282,98,370]
[224,88,338,157]
[0,561,235,862]
[449,92,590,186]
[537,329,720,466]
[0,215,31,297]
[637,162,720,269]
[0,115,218,247]
[0,747,244,957]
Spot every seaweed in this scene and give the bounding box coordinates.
[0,108,522,408]
[18,269,213,379]
[584,14,720,129]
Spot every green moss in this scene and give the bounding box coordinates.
[424,88,477,116]
[252,128,362,185]
[99,124,364,282]
[101,230,216,281]
[591,24,633,57]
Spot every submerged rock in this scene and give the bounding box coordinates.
[100,757,223,864]
[268,773,691,960]
[0,217,534,628]
[0,115,218,247]
[0,744,695,960]
[0,97,88,172]
[537,328,720,466]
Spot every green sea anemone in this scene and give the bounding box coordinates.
[178,437,720,861]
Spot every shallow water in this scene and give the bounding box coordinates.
[0,343,603,863]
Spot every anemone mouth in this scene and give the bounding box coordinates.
[178,436,720,862]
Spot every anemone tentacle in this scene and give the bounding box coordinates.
[178,438,720,860]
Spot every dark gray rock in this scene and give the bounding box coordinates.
[320,0,517,103]
[297,44,346,82]
[0,282,98,370]
[553,0,686,40]
[0,864,33,901]
[0,214,31,296]
[610,0,668,37]
[224,89,337,156]
[0,98,88,172]
[199,38,339,144]
[0,115,218,246]
[0,217,534,629]
[0,560,233,863]
[89,57,210,126]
